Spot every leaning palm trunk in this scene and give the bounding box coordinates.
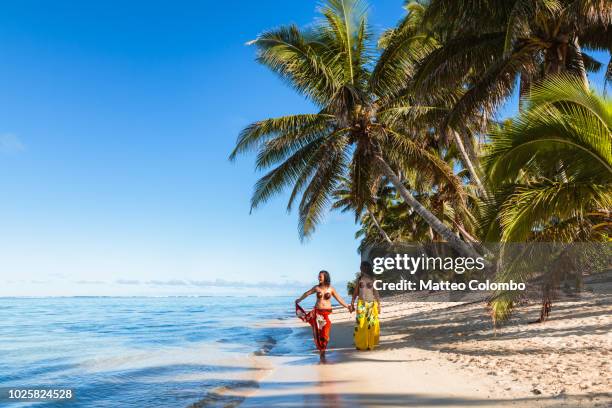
[452,130,487,197]
[233,1,484,258]
[374,154,482,259]
[366,207,392,244]
[572,37,589,90]
[453,220,480,244]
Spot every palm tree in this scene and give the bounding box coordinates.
[229,0,481,258]
[379,1,490,196]
[332,131,480,249]
[412,0,611,153]
[351,186,464,251]
[482,75,612,323]
[332,177,393,244]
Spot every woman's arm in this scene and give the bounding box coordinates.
[350,278,359,310]
[332,288,351,310]
[295,286,316,304]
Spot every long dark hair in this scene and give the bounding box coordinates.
[319,270,331,287]
[360,261,373,278]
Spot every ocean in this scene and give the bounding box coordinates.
[0,296,299,407]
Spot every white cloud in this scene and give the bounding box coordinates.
[110,277,308,289]
[75,280,105,285]
[0,133,25,154]
[115,279,141,285]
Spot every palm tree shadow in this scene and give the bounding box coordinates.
[236,391,611,407]
[376,293,612,359]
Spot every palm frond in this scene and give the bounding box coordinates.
[485,75,612,185]
[319,0,370,86]
[504,0,562,55]
[298,136,350,238]
[444,42,540,132]
[498,180,611,242]
[286,129,350,211]
[250,137,326,211]
[370,2,436,97]
[381,127,466,205]
[229,113,334,160]
[412,32,506,95]
[249,26,342,105]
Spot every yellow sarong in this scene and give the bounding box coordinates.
[354,299,379,350]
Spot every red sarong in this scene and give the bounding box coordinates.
[296,304,332,351]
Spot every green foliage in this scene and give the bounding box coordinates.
[347,272,359,296]
[484,75,612,243]
[485,76,612,322]
[231,0,611,323]
[231,0,465,241]
[415,0,612,136]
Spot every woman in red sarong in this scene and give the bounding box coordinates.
[295,270,352,361]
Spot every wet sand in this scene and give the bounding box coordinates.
[197,287,611,407]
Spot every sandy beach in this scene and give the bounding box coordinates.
[199,286,612,408]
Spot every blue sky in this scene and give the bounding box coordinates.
[0,1,609,296]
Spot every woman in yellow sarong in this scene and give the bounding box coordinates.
[350,261,380,350]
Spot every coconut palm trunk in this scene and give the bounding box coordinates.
[233,0,485,261]
[374,154,482,259]
[451,130,487,196]
[572,37,589,90]
[366,206,393,244]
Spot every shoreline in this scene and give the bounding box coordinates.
[187,317,297,408]
[225,289,611,407]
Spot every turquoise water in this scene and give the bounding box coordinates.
[0,297,295,407]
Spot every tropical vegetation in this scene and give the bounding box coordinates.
[231,0,611,324]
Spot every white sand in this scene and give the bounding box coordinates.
[230,290,611,407]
